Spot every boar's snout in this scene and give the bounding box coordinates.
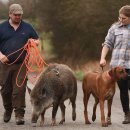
[31,114,39,123]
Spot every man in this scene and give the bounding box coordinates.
[100,5,130,124]
[0,4,39,125]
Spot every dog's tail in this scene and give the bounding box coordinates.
[82,76,87,93]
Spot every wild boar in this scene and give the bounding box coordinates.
[30,63,77,126]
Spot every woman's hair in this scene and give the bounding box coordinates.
[119,5,130,17]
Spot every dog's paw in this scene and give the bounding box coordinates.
[106,117,111,125]
[85,120,91,124]
[102,122,108,127]
[92,115,96,122]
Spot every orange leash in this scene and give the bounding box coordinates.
[6,38,49,87]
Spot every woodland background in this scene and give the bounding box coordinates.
[0,0,129,72]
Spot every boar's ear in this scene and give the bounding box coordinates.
[40,88,46,98]
[27,86,32,95]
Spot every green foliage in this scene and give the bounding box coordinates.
[0,2,8,19]
[1,0,130,67]
[36,0,130,65]
[74,70,84,81]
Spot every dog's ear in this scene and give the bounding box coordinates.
[109,66,127,80]
[108,68,116,79]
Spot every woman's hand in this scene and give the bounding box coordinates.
[100,58,107,67]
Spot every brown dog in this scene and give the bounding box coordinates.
[82,66,127,127]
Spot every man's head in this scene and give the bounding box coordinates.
[9,4,23,14]
[9,4,23,24]
[119,5,130,25]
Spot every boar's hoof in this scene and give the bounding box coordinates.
[92,114,96,122]
[72,113,76,121]
[31,123,37,127]
[51,121,57,126]
[59,119,65,124]
[40,121,44,127]
[51,119,57,126]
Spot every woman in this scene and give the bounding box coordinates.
[100,5,130,124]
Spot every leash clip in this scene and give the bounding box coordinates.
[100,65,104,72]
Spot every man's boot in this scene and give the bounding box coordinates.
[14,108,25,125]
[122,111,130,124]
[3,109,13,123]
[15,116,25,125]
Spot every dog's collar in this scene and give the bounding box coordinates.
[107,71,116,81]
[106,71,113,80]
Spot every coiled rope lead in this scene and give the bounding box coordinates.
[6,38,48,87]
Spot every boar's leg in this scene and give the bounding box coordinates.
[59,103,66,124]
[51,101,59,126]
[70,96,76,121]
[40,109,46,126]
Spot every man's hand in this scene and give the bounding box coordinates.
[34,39,40,46]
[0,52,9,63]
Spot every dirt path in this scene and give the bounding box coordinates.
[0,81,129,130]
